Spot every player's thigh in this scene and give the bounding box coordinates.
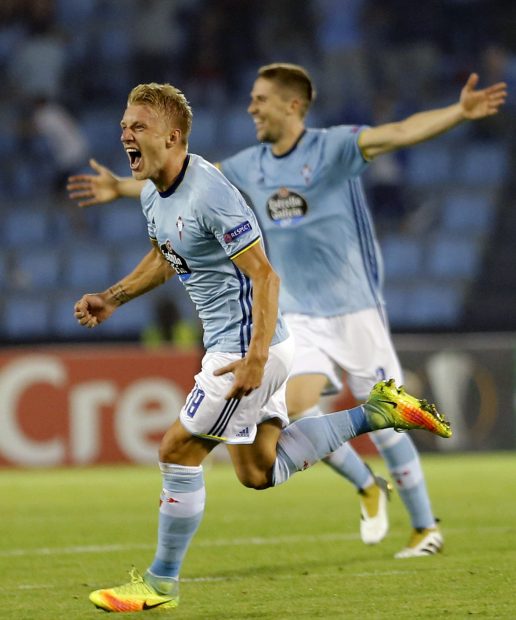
[180,337,294,444]
[284,313,343,398]
[286,373,328,417]
[337,308,403,400]
[285,308,403,402]
[226,418,283,489]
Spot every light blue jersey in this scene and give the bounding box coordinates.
[141,153,288,353]
[221,126,384,317]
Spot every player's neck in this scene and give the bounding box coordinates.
[271,125,306,157]
[154,150,188,193]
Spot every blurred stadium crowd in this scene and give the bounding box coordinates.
[1,0,515,344]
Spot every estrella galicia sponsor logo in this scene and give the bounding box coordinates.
[223,220,252,243]
[266,188,308,227]
[160,240,192,282]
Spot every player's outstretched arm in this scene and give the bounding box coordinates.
[74,241,174,328]
[67,158,145,207]
[359,73,508,160]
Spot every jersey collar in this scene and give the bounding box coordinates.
[158,154,191,197]
[271,129,306,159]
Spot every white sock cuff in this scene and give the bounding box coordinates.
[159,462,203,476]
[146,569,179,583]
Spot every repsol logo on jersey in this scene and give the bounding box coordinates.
[266,188,308,226]
[160,240,192,282]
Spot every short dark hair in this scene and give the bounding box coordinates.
[257,63,316,114]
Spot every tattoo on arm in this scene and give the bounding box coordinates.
[108,283,131,306]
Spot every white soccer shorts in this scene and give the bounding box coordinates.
[284,307,403,400]
[179,336,294,444]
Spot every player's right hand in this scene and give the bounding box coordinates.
[74,294,115,328]
[67,158,120,207]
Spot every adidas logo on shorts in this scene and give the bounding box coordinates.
[235,427,249,438]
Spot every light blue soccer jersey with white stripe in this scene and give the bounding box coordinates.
[141,153,288,353]
[220,126,384,317]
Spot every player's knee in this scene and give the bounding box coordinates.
[158,424,207,464]
[235,467,272,490]
[159,443,178,463]
[286,390,319,419]
[287,394,312,419]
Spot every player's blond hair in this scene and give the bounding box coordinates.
[257,63,316,116]
[127,83,193,144]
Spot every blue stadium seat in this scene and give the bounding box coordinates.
[100,202,146,243]
[189,108,218,154]
[402,282,463,327]
[50,290,149,339]
[440,191,496,234]
[11,246,61,290]
[112,241,155,281]
[3,209,49,247]
[62,244,114,289]
[103,295,154,336]
[79,108,121,156]
[222,107,256,150]
[426,235,481,280]
[54,0,98,29]
[382,234,423,278]
[2,295,51,339]
[383,284,410,328]
[50,290,146,339]
[458,143,508,186]
[0,253,6,289]
[97,28,131,63]
[0,126,18,158]
[405,144,453,186]
[50,290,91,337]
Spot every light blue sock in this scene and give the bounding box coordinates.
[324,442,374,490]
[272,405,372,486]
[371,429,435,529]
[297,406,374,489]
[146,463,205,594]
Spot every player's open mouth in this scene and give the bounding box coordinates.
[126,148,142,171]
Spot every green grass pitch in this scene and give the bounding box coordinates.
[1,452,515,619]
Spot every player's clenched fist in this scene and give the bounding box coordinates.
[74,294,116,328]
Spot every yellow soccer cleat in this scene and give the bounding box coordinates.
[89,568,179,613]
[365,379,452,438]
[395,526,444,558]
[359,469,392,545]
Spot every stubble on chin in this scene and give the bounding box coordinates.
[257,130,273,143]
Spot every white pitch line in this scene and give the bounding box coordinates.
[10,566,487,592]
[0,525,511,559]
[0,533,360,558]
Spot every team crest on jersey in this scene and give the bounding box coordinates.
[223,220,252,243]
[266,187,308,227]
[301,164,312,185]
[176,216,184,240]
[160,240,192,282]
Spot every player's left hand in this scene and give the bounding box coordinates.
[460,73,507,120]
[213,357,265,400]
[67,158,120,207]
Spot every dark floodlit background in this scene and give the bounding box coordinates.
[1,0,515,345]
